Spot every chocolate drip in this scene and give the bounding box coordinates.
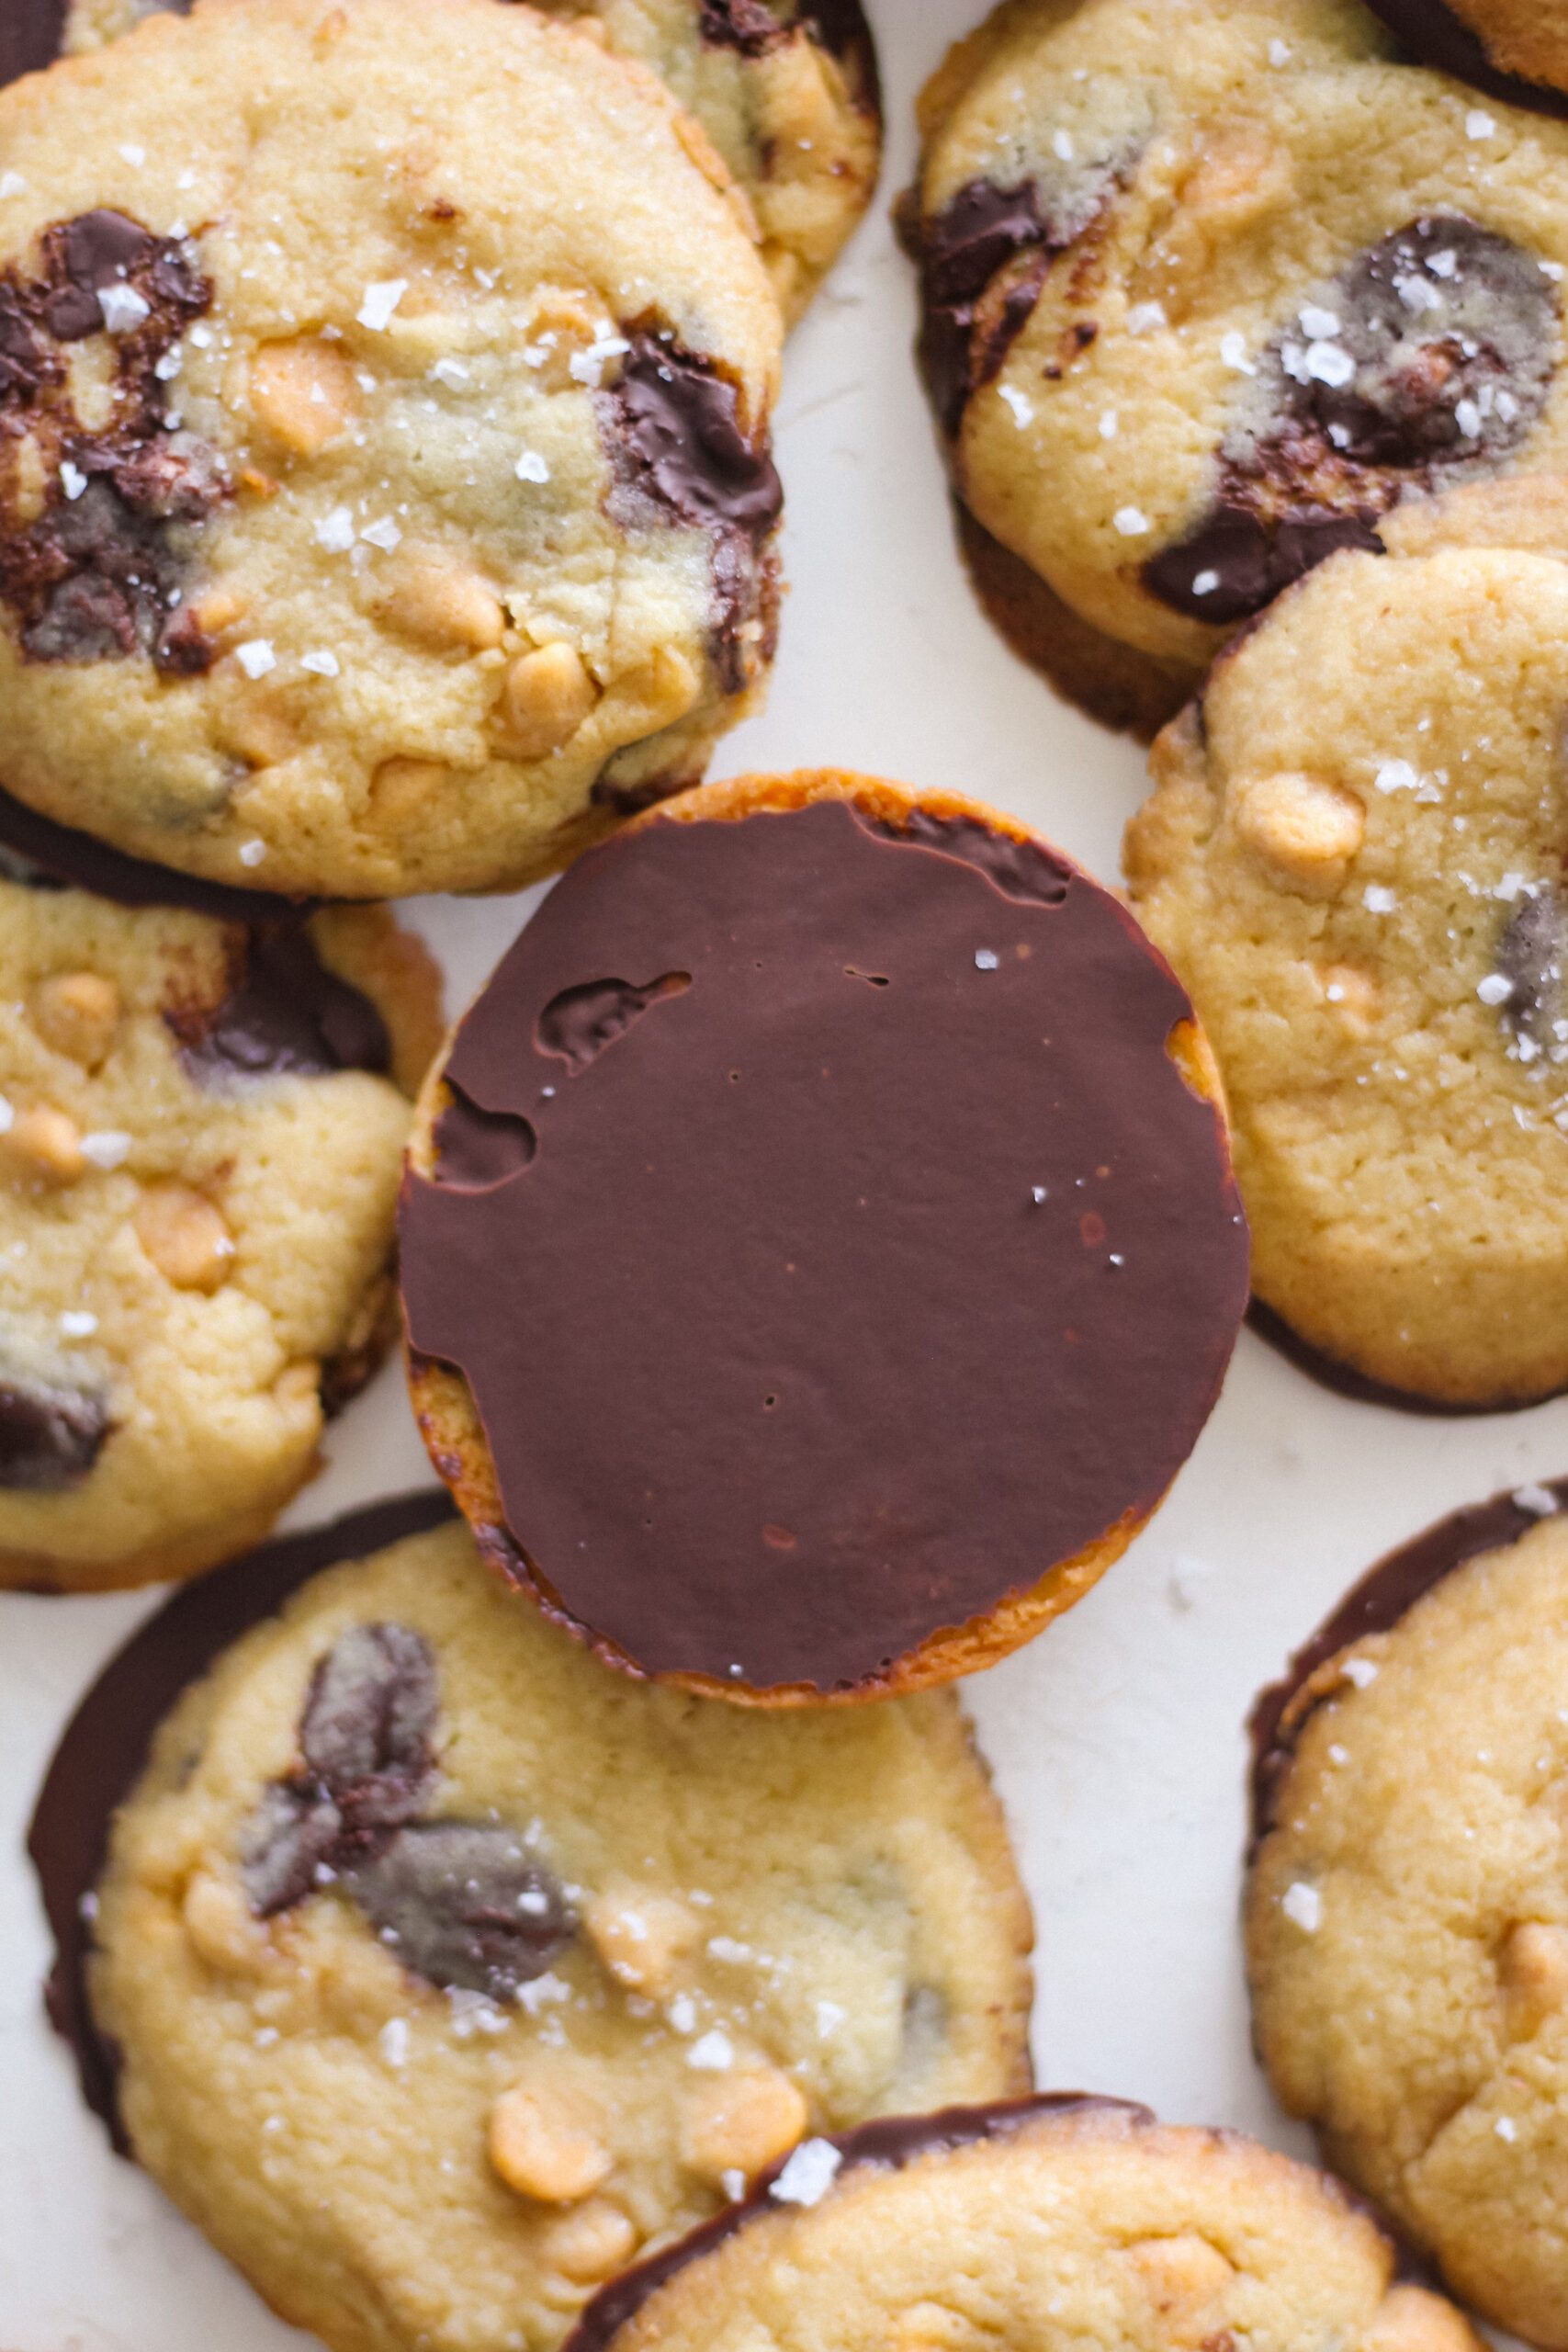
[1247,1478,1568,1850]
[400,798,1248,1694]
[169,926,391,1084]
[1363,0,1568,121]
[0,778,312,918]
[564,2097,1152,2352]
[26,1492,458,2146]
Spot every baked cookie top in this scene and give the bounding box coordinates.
[908,0,1568,673]
[43,1503,1033,2352]
[400,771,1249,1703]
[0,0,784,898]
[55,0,882,328]
[0,854,439,1589]
[1125,483,1568,1408]
[1247,1487,1568,2350]
[561,2095,1483,2352]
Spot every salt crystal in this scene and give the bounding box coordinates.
[998,383,1033,427]
[60,462,87,503]
[60,1311,97,1339]
[235,639,276,679]
[1477,974,1512,1006]
[379,2018,410,2068]
[1113,506,1150,536]
[360,517,402,551]
[357,277,408,333]
[1299,305,1340,340]
[1362,885,1397,914]
[1514,1484,1558,1517]
[1466,109,1496,140]
[515,449,551,484]
[1126,300,1166,336]
[975,948,999,970]
[1375,760,1418,794]
[771,2139,842,2207]
[1343,1657,1379,1688]
[686,2030,735,2071]
[1281,1882,1323,1932]
[99,283,151,334]
[300,650,340,677]
[316,507,356,553]
[238,839,267,867]
[80,1132,131,1170]
[1191,569,1220,597]
[1496,2117,1518,2143]
[1052,130,1074,161]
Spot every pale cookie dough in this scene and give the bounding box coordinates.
[61,0,882,328]
[88,1516,1035,2352]
[0,864,440,1589]
[558,2097,1483,2352]
[0,0,784,897]
[908,0,1568,695]
[1248,1498,1568,2351]
[1124,481,1568,1407]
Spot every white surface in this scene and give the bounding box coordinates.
[2,5,1562,2342]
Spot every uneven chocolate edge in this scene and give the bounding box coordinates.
[1247,1476,1568,1852]
[1243,1298,1568,1418]
[799,0,882,121]
[0,781,317,920]
[1362,0,1568,120]
[563,2096,1151,2352]
[26,1489,457,2148]
[0,0,65,88]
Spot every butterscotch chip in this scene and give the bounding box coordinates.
[490,2088,613,2206]
[133,1183,234,1294]
[29,971,120,1068]
[7,1104,85,1185]
[248,337,358,457]
[681,2065,808,2184]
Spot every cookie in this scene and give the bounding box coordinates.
[0,840,441,1591]
[0,0,784,899]
[907,0,1568,712]
[1124,481,1568,1408]
[31,1497,1034,2352]
[558,2095,1482,2352]
[400,767,1249,1705]
[53,1,881,329]
[1247,1481,1568,2351]
[1362,1,1568,120]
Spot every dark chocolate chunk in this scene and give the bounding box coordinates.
[0,211,227,667]
[1248,1479,1568,1851]
[699,0,786,55]
[595,328,782,694]
[432,1085,537,1191]
[564,2098,1150,2352]
[1362,0,1568,121]
[170,925,391,1084]
[1495,887,1565,1052]
[0,778,307,918]
[341,1821,573,2000]
[0,1374,109,1489]
[400,797,1249,1695]
[27,1491,458,2145]
[0,0,66,90]
[536,973,692,1074]
[1149,216,1557,623]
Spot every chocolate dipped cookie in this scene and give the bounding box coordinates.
[31,1498,1034,2352]
[400,769,1249,1705]
[1126,479,1568,1408]
[0,819,440,1591]
[0,0,783,898]
[560,2095,1482,2352]
[1247,1480,1568,2350]
[1361,1,1568,119]
[50,0,881,331]
[906,0,1568,730]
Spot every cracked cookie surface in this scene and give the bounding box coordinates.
[85,1515,1033,2352]
[908,0,1568,695]
[0,0,783,897]
[1247,1496,1568,2351]
[0,858,439,1589]
[559,2097,1483,2352]
[1125,481,1568,1407]
[58,0,880,329]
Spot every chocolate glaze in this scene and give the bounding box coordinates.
[564,2096,1151,2352]
[0,0,65,88]
[596,329,782,695]
[400,797,1249,1695]
[1364,0,1568,120]
[1247,1478,1568,1851]
[26,1490,458,2147]
[1148,215,1557,624]
[0,777,312,919]
[171,926,392,1085]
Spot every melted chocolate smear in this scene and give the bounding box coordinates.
[1496,887,1566,1052]
[400,799,1249,1694]
[0,777,310,919]
[0,1374,109,1489]
[1363,0,1568,121]
[1149,216,1557,622]
[536,972,692,1074]
[342,1821,573,2001]
[867,808,1070,906]
[27,1491,458,2145]
[1248,1478,1568,1852]
[917,163,1130,436]
[565,2097,1153,2352]
[433,1083,537,1192]
[699,0,786,55]
[0,210,227,670]
[0,0,65,88]
[171,926,391,1085]
[595,329,782,695]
